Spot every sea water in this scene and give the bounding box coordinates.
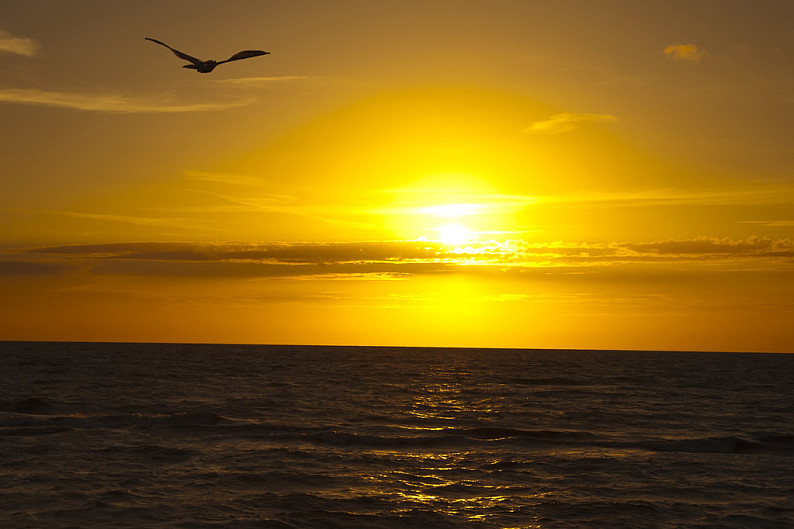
[1,342,792,528]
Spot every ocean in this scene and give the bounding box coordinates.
[1,342,792,528]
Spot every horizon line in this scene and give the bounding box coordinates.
[0,339,786,355]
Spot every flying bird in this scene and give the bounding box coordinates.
[145,37,269,73]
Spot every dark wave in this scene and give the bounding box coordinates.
[5,410,791,459]
[455,427,599,441]
[92,444,199,462]
[758,433,794,447]
[632,435,794,455]
[298,427,794,455]
[9,397,53,414]
[291,426,607,450]
[1,425,73,436]
[0,410,229,436]
[306,430,456,448]
[504,377,591,386]
[637,436,760,454]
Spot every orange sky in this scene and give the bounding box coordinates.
[1,1,792,352]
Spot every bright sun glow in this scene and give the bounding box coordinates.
[437,223,472,245]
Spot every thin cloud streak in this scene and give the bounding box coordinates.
[0,88,252,113]
[183,170,278,187]
[740,220,794,228]
[180,190,378,231]
[535,186,794,207]
[46,210,204,230]
[213,75,317,85]
[0,28,37,56]
[522,112,616,134]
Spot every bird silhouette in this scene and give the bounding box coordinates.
[145,38,269,73]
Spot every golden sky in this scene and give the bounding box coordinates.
[1,1,792,352]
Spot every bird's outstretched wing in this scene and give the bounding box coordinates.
[218,50,269,65]
[145,37,203,67]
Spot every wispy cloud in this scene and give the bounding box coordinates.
[522,112,616,134]
[183,170,272,187]
[0,28,37,56]
[46,210,203,230]
[535,185,794,208]
[740,220,794,228]
[212,75,316,86]
[0,88,251,113]
[182,171,300,205]
[664,43,707,63]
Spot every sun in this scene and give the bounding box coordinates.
[424,198,479,245]
[379,172,521,243]
[437,223,472,245]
